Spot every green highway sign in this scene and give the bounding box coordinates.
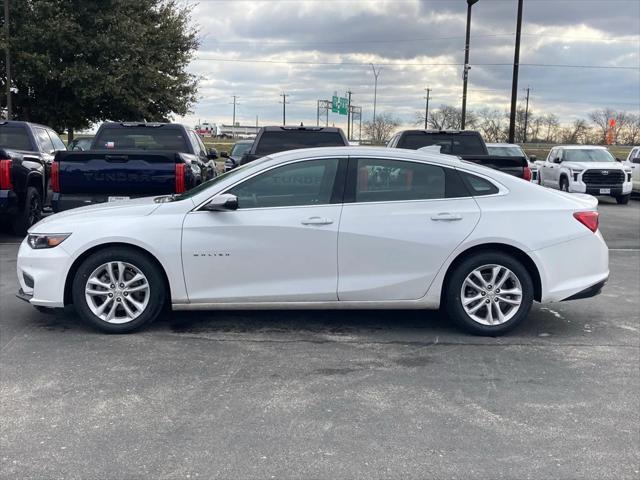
[332,95,348,115]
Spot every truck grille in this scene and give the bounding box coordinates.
[582,169,625,186]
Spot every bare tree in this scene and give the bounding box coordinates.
[476,108,506,143]
[540,113,560,143]
[559,119,590,144]
[363,112,401,144]
[588,108,629,144]
[620,113,640,145]
[421,104,477,130]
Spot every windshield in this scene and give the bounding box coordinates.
[397,133,485,155]
[487,145,526,157]
[0,125,32,151]
[564,149,615,163]
[173,156,271,200]
[230,142,252,157]
[94,127,188,151]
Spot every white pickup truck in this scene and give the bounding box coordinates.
[624,146,640,194]
[538,145,633,204]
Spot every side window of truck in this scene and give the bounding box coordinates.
[47,130,66,151]
[34,127,54,154]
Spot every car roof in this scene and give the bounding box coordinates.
[398,129,480,135]
[486,143,521,148]
[556,145,608,150]
[265,146,466,168]
[0,120,52,129]
[99,122,187,130]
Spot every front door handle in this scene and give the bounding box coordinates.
[431,213,462,221]
[301,216,333,226]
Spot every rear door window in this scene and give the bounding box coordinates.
[352,158,447,203]
[255,130,345,156]
[34,127,54,153]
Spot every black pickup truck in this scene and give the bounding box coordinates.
[387,130,531,180]
[52,122,218,212]
[0,121,67,234]
[235,126,349,168]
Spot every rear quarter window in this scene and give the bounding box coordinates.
[459,171,499,196]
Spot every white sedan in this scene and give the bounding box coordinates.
[16,147,609,335]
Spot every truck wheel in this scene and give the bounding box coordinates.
[444,251,534,336]
[616,194,630,205]
[72,247,166,333]
[11,187,42,236]
[560,177,570,192]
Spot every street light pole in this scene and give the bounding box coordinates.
[508,0,524,143]
[370,64,380,123]
[461,0,479,130]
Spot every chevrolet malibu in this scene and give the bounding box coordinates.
[17,147,609,335]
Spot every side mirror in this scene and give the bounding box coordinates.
[207,148,218,160]
[529,154,537,161]
[203,194,238,212]
[615,157,622,162]
[555,157,562,163]
[221,151,229,158]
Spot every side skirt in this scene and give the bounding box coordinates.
[172,300,439,311]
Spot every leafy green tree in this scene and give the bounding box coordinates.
[1,0,198,139]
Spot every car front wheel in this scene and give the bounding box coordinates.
[444,251,534,335]
[72,247,166,333]
[615,194,630,205]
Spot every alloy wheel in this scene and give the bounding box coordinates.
[84,261,150,324]
[460,264,523,326]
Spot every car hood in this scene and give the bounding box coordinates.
[30,196,162,233]
[563,162,624,170]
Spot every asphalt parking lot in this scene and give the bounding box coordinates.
[1,198,639,479]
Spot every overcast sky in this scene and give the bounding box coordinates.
[177,0,640,130]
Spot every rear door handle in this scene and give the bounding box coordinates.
[301,216,333,226]
[431,213,462,222]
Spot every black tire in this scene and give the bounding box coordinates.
[71,247,166,333]
[444,251,534,336]
[615,194,630,205]
[559,176,570,192]
[11,186,42,236]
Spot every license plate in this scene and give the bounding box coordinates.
[599,188,610,194]
[108,196,130,202]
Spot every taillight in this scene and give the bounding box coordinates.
[523,166,532,181]
[175,164,186,193]
[0,159,12,190]
[574,211,599,233]
[51,161,60,193]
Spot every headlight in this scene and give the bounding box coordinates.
[27,234,71,249]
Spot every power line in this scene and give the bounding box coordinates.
[194,57,639,70]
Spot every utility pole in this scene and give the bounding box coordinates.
[230,95,239,138]
[4,0,11,119]
[346,90,352,140]
[369,64,380,123]
[424,88,431,129]
[461,0,479,130]
[508,0,524,143]
[280,92,289,126]
[256,115,258,128]
[523,87,530,143]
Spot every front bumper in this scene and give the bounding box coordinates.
[16,237,72,308]
[570,178,633,196]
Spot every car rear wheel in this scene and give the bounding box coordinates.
[444,251,534,335]
[615,194,630,205]
[72,247,166,333]
[12,186,42,236]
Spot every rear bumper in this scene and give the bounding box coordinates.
[52,193,147,212]
[0,189,18,214]
[562,277,607,301]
